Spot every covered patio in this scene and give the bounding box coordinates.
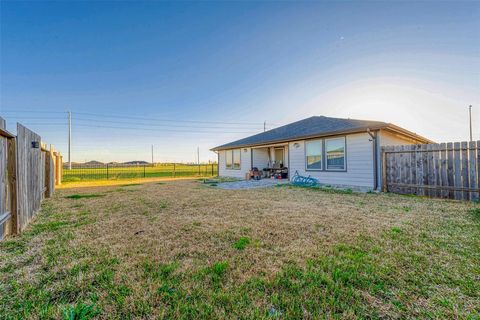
[250,143,289,179]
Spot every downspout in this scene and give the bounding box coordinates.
[367,129,378,191]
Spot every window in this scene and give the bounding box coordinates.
[306,140,322,170]
[233,149,241,169]
[225,149,241,170]
[226,150,233,169]
[325,137,345,170]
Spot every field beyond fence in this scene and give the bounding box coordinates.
[62,163,218,182]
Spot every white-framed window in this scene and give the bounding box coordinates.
[325,137,346,170]
[226,150,233,169]
[225,149,241,170]
[306,139,322,170]
[233,149,241,169]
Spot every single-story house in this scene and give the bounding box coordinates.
[211,116,432,191]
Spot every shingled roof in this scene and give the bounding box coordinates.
[212,116,431,150]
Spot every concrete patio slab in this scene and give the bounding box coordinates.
[216,179,289,190]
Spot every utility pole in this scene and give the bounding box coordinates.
[151,145,154,165]
[264,120,266,132]
[68,111,72,169]
[469,105,473,142]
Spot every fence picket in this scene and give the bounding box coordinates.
[432,144,441,198]
[447,143,455,199]
[439,143,447,198]
[421,144,429,197]
[394,146,401,194]
[460,141,469,200]
[402,145,410,194]
[386,146,394,193]
[469,141,478,201]
[399,145,406,194]
[415,144,423,196]
[409,145,416,195]
[453,142,462,200]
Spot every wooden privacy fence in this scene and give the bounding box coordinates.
[382,141,480,201]
[0,118,63,240]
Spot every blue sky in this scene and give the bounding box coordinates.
[1,1,479,162]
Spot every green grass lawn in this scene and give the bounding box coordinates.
[62,164,218,183]
[0,181,479,319]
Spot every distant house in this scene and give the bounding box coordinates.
[211,116,432,191]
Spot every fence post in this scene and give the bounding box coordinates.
[56,154,62,185]
[45,145,54,198]
[106,164,109,180]
[144,165,146,178]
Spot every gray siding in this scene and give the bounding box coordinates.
[288,132,375,189]
[252,148,269,169]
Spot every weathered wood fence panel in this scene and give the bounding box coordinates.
[0,119,62,240]
[382,141,480,201]
[0,117,12,239]
[16,124,44,232]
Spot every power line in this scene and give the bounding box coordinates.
[72,123,262,134]
[71,111,274,125]
[0,116,67,120]
[6,120,274,132]
[4,122,66,125]
[0,110,66,114]
[2,114,267,128]
[71,117,267,130]
[2,113,278,129]
[1,120,275,132]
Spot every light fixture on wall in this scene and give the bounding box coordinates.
[293,143,300,149]
[243,148,248,153]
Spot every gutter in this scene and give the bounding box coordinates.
[383,124,434,144]
[211,125,388,151]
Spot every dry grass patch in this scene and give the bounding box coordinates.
[1,180,479,319]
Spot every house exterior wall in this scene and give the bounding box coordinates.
[379,130,418,147]
[218,148,252,179]
[217,131,420,187]
[252,148,269,169]
[288,132,375,189]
